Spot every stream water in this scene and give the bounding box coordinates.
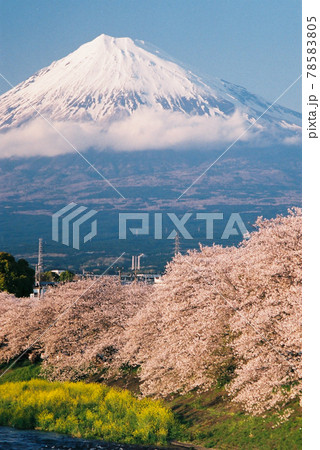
[0,427,170,450]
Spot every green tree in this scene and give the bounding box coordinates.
[59,270,75,282]
[42,271,59,282]
[0,252,34,297]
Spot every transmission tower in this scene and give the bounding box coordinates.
[35,238,43,287]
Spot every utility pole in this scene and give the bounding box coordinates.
[34,238,44,297]
[117,266,123,283]
[174,232,180,256]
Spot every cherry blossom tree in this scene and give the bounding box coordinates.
[118,208,301,411]
[0,278,149,380]
[117,246,236,397]
[226,208,302,413]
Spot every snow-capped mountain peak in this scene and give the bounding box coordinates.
[0,34,301,150]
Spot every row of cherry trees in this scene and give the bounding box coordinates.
[0,209,301,414]
[0,280,149,380]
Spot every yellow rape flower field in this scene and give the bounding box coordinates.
[0,379,178,445]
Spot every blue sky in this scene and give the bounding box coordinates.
[0,0,301,111]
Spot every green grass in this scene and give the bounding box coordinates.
[0,360,42,384]
[0,379,178,445]
[168,388,302,449]
[0,363,302,448]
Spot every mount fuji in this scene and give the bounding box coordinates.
[0,34,301,156]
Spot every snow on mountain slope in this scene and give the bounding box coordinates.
[0,34,301,155]
[0,35,231,127]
